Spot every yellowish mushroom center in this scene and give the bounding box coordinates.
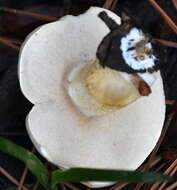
[84,60,140,108]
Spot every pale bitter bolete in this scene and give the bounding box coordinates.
[18,7,165,188]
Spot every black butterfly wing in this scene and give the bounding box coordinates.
[97,30,145,73]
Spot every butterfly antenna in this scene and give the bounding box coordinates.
[98,11,119,31]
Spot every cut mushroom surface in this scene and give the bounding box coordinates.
[19,7,166,188]
[27,78,165,169]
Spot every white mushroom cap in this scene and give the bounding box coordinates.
[19,7,166,188]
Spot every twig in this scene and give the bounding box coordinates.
[153,39,177,49]
[110,0,118,11]
[134,184,143,190]
[148,0,177,35]
[154,162,167,172]
[144,156,162,170]
[18,148,35,190]
[164,158,177,174]
[0,167,29,190]
[0,36,20,51]
[109,183,128,190]
[109,157,162,190]
[1,36,22,45]
[158,164,177,190]
[63,183,80,190]
[149,159,177,190]
[0,7,58,22]
[170,164,177,176]
[32,181,40,190]
[165,181,177,190]
[145,163,166,190]
[138,156,162,172]
[134,162,167,190]
[103,0,114,9]
[162,149,177,161]
[60,183,67,190]
[18,167,29,190]
[172,0,177,10]
[166,100,176,105]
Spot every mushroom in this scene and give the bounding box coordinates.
[18,7,165,188]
